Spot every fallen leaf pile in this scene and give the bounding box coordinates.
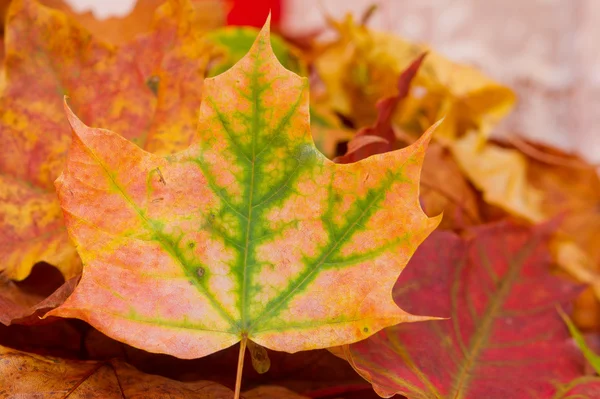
[1,1,599,398]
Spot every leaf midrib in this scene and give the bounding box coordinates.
[449,237,537,399]
[248,144,422,333]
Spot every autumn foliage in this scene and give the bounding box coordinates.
[1,0,600,398]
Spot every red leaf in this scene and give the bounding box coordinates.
[343,222,585,398]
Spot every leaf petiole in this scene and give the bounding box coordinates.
[234,335,248,399]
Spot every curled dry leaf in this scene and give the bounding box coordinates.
[46,20,440,362]
[314,13,515,140]
[0,267,77,326]
[0,0,210,281]
[0,345,309,398]
[334,53,426,164]
[340,222,585,398]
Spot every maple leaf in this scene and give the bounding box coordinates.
[0,344,311,398]
[0,0,210,281]
[339,222,585,398]
[46,18,440,369]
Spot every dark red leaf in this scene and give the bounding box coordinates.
[344,222,585,398]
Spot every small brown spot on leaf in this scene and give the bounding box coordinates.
[155,168,166,185]
[146,75,160,95]
[196,267,205,277]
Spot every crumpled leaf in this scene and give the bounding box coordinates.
[0,344,309,398]
[47,21,440,359]
[205,26,306,77]
[0,0,209,281]
[334,53,426,164]
[0,264,78,326]
[314,13,515,140]
[340,222,584,398]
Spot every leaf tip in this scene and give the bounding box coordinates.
[63,97,86,138]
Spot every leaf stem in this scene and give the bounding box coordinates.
[234,336,248,399]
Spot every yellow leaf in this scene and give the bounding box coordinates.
[314,14,515,140]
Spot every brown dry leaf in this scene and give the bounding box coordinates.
[0,344,234,398]
[83,327,373,395]
[243,386,309,399]
[0,266,77,326]
[314,13,515,140]
[0,345,310,398]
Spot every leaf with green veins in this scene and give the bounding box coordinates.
[47,18,439,379]
[205,26,306,77]
[559,307,600,374]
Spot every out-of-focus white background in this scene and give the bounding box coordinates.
[67,0,600,163]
